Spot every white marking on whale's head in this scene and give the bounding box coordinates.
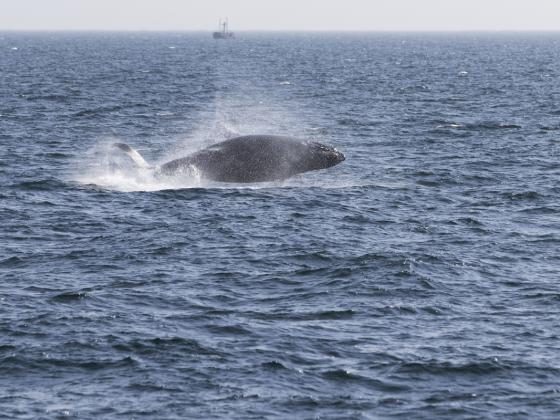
[306,141,345,170]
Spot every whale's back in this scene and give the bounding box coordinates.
[160,135,344,183]
[112,135,344,183]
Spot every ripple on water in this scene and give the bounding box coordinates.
[1,32,560,419]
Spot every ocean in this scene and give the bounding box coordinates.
[1,32,559,418]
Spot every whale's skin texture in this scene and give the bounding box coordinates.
[158,135,345,183]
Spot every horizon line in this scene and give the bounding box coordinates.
[2,28,560,33]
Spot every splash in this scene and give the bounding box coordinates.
[72,140,204,192]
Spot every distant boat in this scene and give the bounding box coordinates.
[213,19,234,39]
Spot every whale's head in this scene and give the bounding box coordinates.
[306,142,345,170]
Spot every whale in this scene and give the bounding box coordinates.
[113,135,345,183]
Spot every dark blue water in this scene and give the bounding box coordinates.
[1,32,560,418]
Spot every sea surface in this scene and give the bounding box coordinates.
[1,32,560,419]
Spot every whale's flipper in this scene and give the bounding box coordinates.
[113,143,153,169]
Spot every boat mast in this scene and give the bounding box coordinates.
[213,17,233,39]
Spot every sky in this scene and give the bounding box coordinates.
[1,0,560,31]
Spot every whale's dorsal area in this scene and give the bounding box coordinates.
[114,135,345,183]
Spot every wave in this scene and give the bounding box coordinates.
[434,120,522,130]
[8,179,67,191]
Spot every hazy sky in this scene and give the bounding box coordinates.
[2,0,560,31]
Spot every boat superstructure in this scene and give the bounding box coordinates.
[213,18,234,39]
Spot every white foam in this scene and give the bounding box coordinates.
[75,168,203,192]
[70,140,199,192]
